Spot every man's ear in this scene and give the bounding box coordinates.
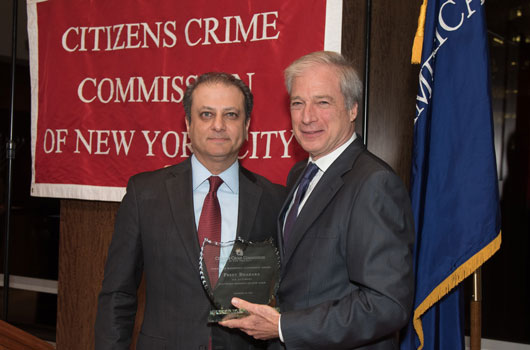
[185,117,190,133]
[349,103,358,122]
[245,118,251,140]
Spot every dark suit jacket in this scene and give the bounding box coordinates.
[95,158,286,350]
[277,137,415,350]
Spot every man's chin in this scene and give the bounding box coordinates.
[298,140,322,154]
[205,150,238,161]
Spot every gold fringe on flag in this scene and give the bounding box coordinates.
[411,0,428,64]
[412,231,502,350]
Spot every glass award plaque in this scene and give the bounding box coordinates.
[199,237,280,323]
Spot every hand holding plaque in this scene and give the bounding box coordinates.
[199,237,280,322]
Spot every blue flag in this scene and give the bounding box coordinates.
[400,1,502,349]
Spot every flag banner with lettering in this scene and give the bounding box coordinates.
[27,0,343,201]
[400,0,501,349]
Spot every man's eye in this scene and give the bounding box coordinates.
[225,112,239,119]
[290,101,302,108]
[318,100,330,105]
[200,112,213,118]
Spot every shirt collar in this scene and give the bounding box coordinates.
[309,133,357,172]
[191,155,239,194]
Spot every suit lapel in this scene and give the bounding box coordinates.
[277,162,305,259]
[236,167,262,241]
[282,176,344,264]
[281,138,366,267]
[165,159,201,274]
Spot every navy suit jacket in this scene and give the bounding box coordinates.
[278,137,415,350]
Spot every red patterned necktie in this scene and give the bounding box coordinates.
[197,176,223,287]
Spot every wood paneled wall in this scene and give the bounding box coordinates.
[343,0,419,185]
[57,1,421,349]
[57,201,118,349]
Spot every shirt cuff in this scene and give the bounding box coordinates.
[278,315,284,343]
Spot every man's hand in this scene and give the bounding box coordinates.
[219,297,280,340]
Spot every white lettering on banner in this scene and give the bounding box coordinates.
[77,73,255,104]
[439,0,479,32]
[95,130,111,154]
[43,129,68,153]
[74,129,136,155]
[439,0,464,32]
[142,130,161,156]
[261,131,278,159]
[142,130,193,157]
[185,11,280,46]
[416,55,434,116]
[162,131,180,158]
[239,130,294,160]
[465,0,477,18]
[61,11,280,53]
[112,130,136,155]
[415,0,483,123]
[115,78,136,103]
[241,129,296,159]
[278,130,295,158]
[43,129,296,159]
[182,132,192,157]
[61,21,178,52]
[98,79,114,104]
[78,78,97,103]
[62,27,79,52]
[243,131,260,159]
[163,22,178,47]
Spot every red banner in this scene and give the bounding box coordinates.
[27,0,342,201]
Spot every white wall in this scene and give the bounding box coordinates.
[466,337,530,350]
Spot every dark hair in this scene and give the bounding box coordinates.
[183,72,253,122]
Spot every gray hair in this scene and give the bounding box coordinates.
[284,51,363,111]
[183,72,253,123]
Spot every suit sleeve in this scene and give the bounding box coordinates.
[95,178,144,350]
[281,171,415,349]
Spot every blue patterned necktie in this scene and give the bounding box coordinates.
[283,162,319,242]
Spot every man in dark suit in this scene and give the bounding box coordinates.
[220,51,415,349]
[95,72,285,350]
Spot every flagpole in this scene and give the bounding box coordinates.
[470,268,482,350]
[3,0,18,321]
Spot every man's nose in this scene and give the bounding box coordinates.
[301,104,316,124]
[211,115,226,130]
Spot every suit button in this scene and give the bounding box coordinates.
[199,346,207,350]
